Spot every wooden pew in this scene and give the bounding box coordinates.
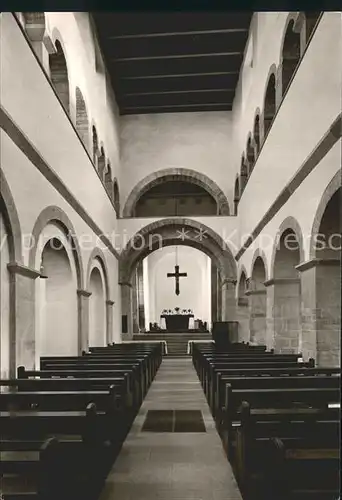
[270,436,340,500]
[0,437,63,500]
[18,366,142,408]
[0,403,111,500]
[220,385,340,459]
[40,358,149,396]
[213,372,340,420]
[201,361,314,397]
[209,366,339,413]
[233,402,340,499]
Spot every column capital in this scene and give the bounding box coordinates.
[245,289,267,296]
[7,262,42,279]
[106,299,115,306]
[119,281,133,288]
[77,289,92,297]
[221,277,237,288]
[264,277,300,287]
[296,258,340,272]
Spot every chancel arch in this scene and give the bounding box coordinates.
[49,38,70,114]
[248,253,267,345]
[119,218,236,336]
[122,168,230,217]
[269,218,304,353]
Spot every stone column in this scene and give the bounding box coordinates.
[236,296,250,343]
[211,262,218,325]
[7,263,42,375]
[265,278,301,354]
[297,258,340,366]
[247,285,267,345]
[265,280,276,350]
[217,271,222,322]
[221,278,237,322]
[120,282,133,339]
[106,299,115,345]
[77,289,91,354]
[131,271,139,334]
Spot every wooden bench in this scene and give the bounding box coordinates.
[220,386,340,459]
[213,373,340,420]
[0,437,64,500]
[233,402,340,498]
[270,435,340,500]
[0,403,113,500]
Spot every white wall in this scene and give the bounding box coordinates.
[145,246,211,326]
[235,13,342,249]
[120,112,235,208]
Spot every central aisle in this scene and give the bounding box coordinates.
[100,358,242,500]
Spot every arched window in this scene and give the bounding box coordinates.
[240,155,248,196]
[49,40,69,113]
[113,179,120,218]
[92,126,99,167]
[253,114,260,154]
[105,163,114,200]
[234,176,240,216]
[263,73,276,139]
[304,12,321,43]
[281,21,301,96]
[75,87,89,149]
[98,147,106,179]
[246,137,255,175]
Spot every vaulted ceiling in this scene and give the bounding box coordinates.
[92,12,252,115]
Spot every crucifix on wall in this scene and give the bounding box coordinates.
[167,247,187,295]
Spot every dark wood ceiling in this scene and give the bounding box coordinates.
[92,12,252,115]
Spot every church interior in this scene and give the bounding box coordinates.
[0,10,341,500]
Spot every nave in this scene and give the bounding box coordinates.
[100,357,241,500]
[0,341,339,500]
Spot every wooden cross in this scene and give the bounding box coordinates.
[167,265,187,296]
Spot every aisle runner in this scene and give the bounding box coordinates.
[142,409,206,432]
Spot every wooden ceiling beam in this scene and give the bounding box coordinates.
[111,51,243,62]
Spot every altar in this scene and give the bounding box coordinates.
[160,314,194,331]
[160,308,194,331]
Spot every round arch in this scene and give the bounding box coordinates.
[119,218,236,285]
[0,170,23,263]
[122,168,230,217]
[270,216,305,279]
[250,248,269,281]
[86,247,110,299]
[309,171,341,259]
[237,265,248,290]
[28,206,84,290]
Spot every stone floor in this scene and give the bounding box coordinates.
[99,357,242,500]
